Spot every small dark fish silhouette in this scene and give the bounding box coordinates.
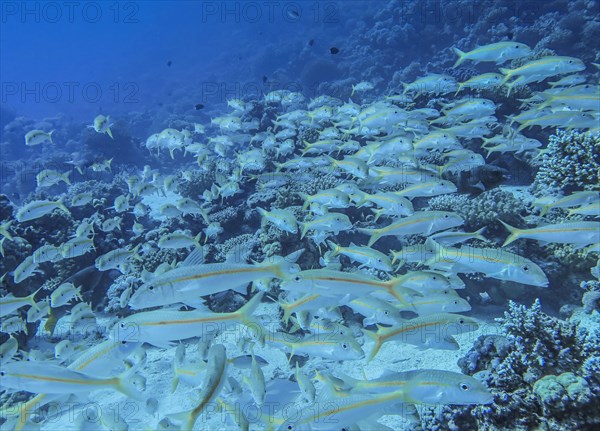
[195,103,205,110]
[330,47,340,55]
[262,76,268,83]
[167,60,172,67]
[308,39,315,46]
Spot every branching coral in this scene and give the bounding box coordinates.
[533,130,600,195]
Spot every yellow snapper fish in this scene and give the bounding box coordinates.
[50,282,82,307]
[242,353,266,406]
[429,227,487,246]
[128,249,302,309]
[0,220,14,240]
[7,339,141,431]
[353,190,414,218]
[358,210,464,246]
[279,268,420,306]
[300,212,353,238]
[500,220,600,248]
[36,169,71,188]
[0,361,143,400]
[363,312,479,360]
[402,74,458,95]
[500,56,586,87]
[395,180,458,199]
[351,81,375,96]
[425,238,549,287]
[113,293,264,348]
[16,199,71,222]
[265,331,364,360]
[532,190,598,215]
[568,201,600,217]
[452,41,531,67]
[322,368,493,404]
[0,335,18,361]
[26,301,47,325]
[91,157,113,172]
[157,231,203,249]
[90,114,114,139]
[299,188,350,210]
[70,192,94,207]
[167,344,228,431]
[256,207,298,234]
[455,72,504,94]
[13,255,43,284]
[25,129,54,146]
[0,287,42,318]
[326,240,393,271]
[342,295,404,326]
[95,244,141,271]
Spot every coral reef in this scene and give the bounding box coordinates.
[532,130,600,195]
[423,299,600,431]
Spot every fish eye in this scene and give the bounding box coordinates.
[120,323,126,328]
[294,275,301,282]
[377,258,382,262]
[341,343,348,349]
[148,286,154,290]
[384,310,389,315]
[0,371,5,376]
[459,319,465,324]
[287,426,293,431]
[121,340,127,345]
[460,383,469,391]
[444,214,449,218]
[454,300,458,304]
[523,266,529,271]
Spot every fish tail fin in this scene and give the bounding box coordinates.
[299,221,308,239]
[452,47,466,68]
[298,192,310,210]
[48,130,55,143]
[499,68,512,85]
[106,127,114,139]
[357,227,379,246]
[362,328,383,362]
[114,368,146,401]
[28,286,44,310]
[473,226,487,241]
[454,84,463,96]
[326,240,340,256]
[61,170,72,185]
[371,208,384,222]
[193,232,203,249]
[256,207,267,228]
[499,220,520,246]
[351,85,356,97]
[237,292,264,320]
[516,121,528,132]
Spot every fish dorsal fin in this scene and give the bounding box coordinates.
[183,246,206,266]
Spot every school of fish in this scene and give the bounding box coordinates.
[1,40,599,430]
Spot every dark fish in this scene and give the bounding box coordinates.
[167,60,172,67]
[262,76,268,83]
[330,47,340,55]
[195,103,205,110]
[308,39,314,46]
